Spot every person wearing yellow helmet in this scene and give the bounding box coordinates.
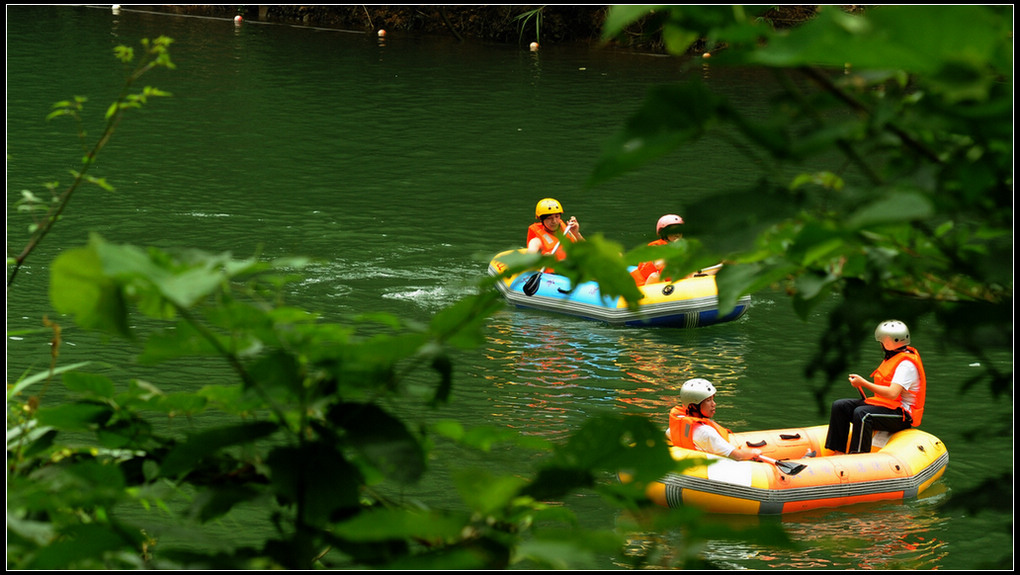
[526,197,584,260]
[823,320,928,454]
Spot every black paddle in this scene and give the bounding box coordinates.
[756,454,807,476]
[522,225,575,297]
[522,246,555,296]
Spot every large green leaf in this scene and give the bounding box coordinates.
[430,290,505,349]
[35,401,113,431]
[266,442,362,526]
[62,371,116,399]
[50,243,131,338]
[453,468,529,515]
[750,6,999,72]
[159,421,279,478]
[187,484,264,523]
[601,5,667,41]
[327,402,426,484]
[380,535,511,570]
[681,183,804,255]
[332,507,469,542]
[95,238,258,310]
[7,361,91,400]
[523,414,675,501]
[553,234,645,304]
[25,522,140,570]
[845,190,934,229]
[588,82,725,187]
[556,414,673,481]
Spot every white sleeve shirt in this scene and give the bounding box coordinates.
[891,360,920,414]
[692,424,735,458]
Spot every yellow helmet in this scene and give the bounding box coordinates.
[535,198,564,219]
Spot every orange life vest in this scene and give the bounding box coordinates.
[631,239,668,285]
[668,405,733,450]
[526,222,574,261]
[866,346,926,427]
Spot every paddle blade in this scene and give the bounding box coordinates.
[777,460,807,475]
[523,272,542,296]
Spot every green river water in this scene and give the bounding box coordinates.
[6,5,1012,569]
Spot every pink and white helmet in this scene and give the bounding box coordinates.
[656,214,685,236]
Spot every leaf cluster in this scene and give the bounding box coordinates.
[598,6,1012,567]
[10,230,727,569]
[599,5,1012,393]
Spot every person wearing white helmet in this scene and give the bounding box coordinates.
[823,320,928,454]
[667,378,763,460]
[526,197,584,259]
[631,214,684,286]
[631,214,720,286]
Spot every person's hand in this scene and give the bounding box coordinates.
[848,373,864,389]
[566,216,579,234]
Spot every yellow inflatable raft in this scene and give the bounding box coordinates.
[640,423,948,515]
[487,249,750,328]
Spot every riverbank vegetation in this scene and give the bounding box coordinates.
[128,5,841,50]
[7,5,1012,569]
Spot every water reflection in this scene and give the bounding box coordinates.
[482,311,615,441]
[610,322,752,415]
[618,483,951,569]
[480,308,753,441]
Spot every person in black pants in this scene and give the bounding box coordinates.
[824,320,928,454]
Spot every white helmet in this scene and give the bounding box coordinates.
[875,320,910,350]
[679,378,717,407]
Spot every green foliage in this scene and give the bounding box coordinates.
[599,4,1012,382]
[7,36,174,288]
[599,4,1012,568]
[12,227,722,568]
[513,6,545,44]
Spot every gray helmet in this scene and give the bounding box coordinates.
[875,320,910,350]
[679,378,717,407]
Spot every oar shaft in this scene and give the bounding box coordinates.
[538,239,562,274]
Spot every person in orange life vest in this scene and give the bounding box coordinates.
[526,198,584,262]
[668,378,763,460]
[823,320,927,454]
[631,214,684,286]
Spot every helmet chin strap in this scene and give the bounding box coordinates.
[883,345,908,360]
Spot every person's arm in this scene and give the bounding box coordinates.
[527,236,543,254]
[849,373,904,400]
[729,445,764,461]
[694,426,761,460]
[563,217,584,241]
